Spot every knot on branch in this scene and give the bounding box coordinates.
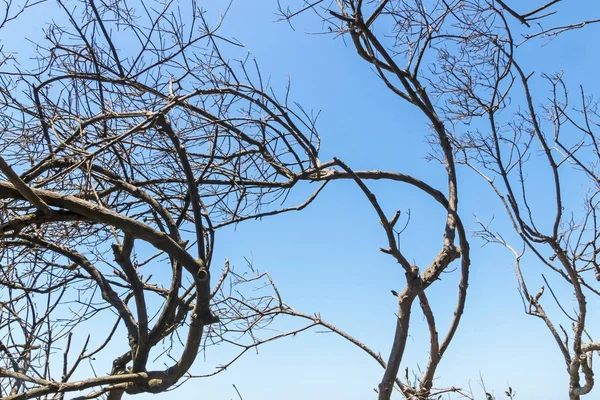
[194,308,220,325]
[197,267,208,282]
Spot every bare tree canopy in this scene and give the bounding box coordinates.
[0,1,325,398]
[2,0,600,400]
[276,0,600,399]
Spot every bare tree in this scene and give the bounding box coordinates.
[276,0,600,399]
[0,0,327,398]
[278,1,475,399]
[5,0,599,399]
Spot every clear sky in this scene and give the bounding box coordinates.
[3,1,600,399]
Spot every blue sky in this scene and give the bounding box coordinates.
[3,1,600,399]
